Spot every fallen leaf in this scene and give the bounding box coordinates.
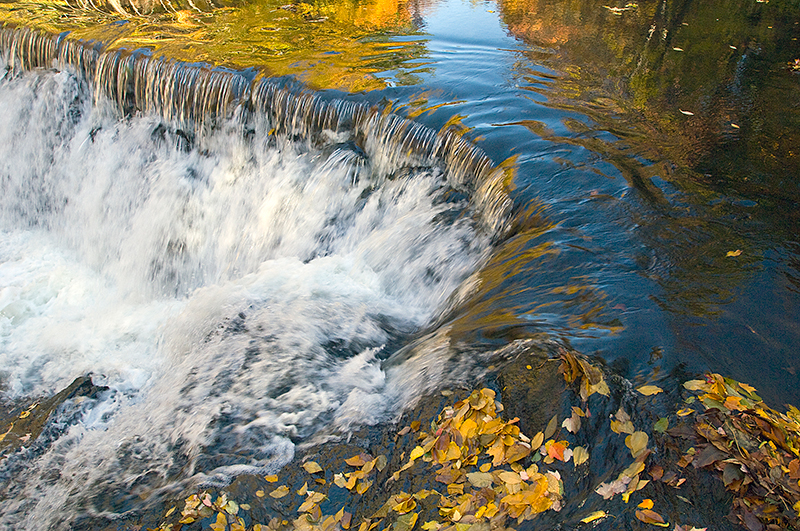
[638,499,654,509]
[637,385,663,396]
[264,475,279,483]
[562,411,581,433]
[466,472,493,488]
[654,417,669,433]
[635,508,667,526]
[545,414,559,439]
[409,446,425,461]
[302,461,323,474]
[626,431,649,458]
[269,485,290,498]
[573,446,589,466]
[726,250,742,257]
[580,511,609,523]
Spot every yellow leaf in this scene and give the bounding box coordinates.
[479,463,491,473]
[610,419,635,435]
[255,490,265,498]
[333,474,347,488]
[726,250,742,257]
[356,479,372,494]
[638,499,654,509]
[637,385,663,396]
[409,446,425,461]
[683,380,708,392]
[676,408,695,417]
[580,511,609,523]
[466,472,493,488]
[269,485,290,498]
[302,461,323,474]
[625,431,649,458]
[738,382,758,394]
[19,411,30,419]
[459,418,478,439]
[264,475,279,483]
[297,482,308,496]
[498,470,522,485]
[445,441,462,461]
[530,431,544,449]
[209,512,227,531]
[573,446,589,466]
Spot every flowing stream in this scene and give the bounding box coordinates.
[0,0,799,528]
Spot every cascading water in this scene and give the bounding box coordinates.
[0,26,513,529]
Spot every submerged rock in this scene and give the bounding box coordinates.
[0,375,109,459]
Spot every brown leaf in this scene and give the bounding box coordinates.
[346,453,372,467]
[505,443,531,463]
[635,508,666,525]
[692,445,728,468]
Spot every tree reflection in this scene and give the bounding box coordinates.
[496,0,800,317]
[0,0,437,91]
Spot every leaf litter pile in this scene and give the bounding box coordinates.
[150,350,800,531]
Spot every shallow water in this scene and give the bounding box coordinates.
[0,0,799,527]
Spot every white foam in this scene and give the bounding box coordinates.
[0,64,497,526]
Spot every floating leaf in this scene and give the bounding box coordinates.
[531,431,544,449]
[573,446,589,466]
[264,475,279,483]
[562,411,581,433]
[683,380,708,391]
[302,461,323,474]
[580,511,609,523]
[497,470,522,485]
[466,472,493,488]
[346,454,371,467]
[544,414,559,439]
[409,446,425,461]
[635,508,667,526]
[676,408,695,417]
[209,512,227,531]
[505,442,531,463]
[637,385,663,396]
[269,485,290,498]
[654,417,669,433]
[638,499,654,509]
[726,250,743,257]
[393,512,418,531]
[626,431,649,458]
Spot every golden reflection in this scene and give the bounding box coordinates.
[0,0,435,91]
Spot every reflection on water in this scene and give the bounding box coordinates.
[492,0,800,402]
[0,0,435,90]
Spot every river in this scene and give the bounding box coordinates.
[0,0,798,529]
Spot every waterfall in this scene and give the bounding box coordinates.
[0,24,512,528]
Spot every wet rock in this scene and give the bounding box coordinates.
[0,375,109,458]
